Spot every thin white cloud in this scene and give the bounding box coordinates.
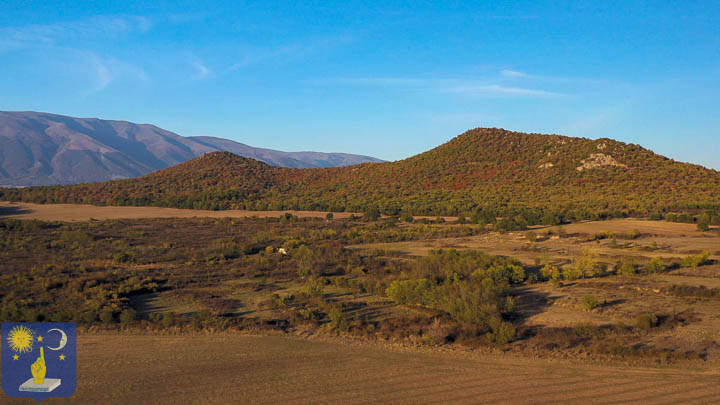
[229,36,352,70]
[78,50,149,94]
[500,69,531,78]
[0,15,152,49]
[308,76,568,98]
[193,61,211,78]
[186,53,212,79]
[446,84,566,98]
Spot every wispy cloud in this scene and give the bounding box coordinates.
[445,84,565,97]
[500,69,531,78]
[1,15,152,94]
[229,36,352,70]
[79,50,149,94]
[307,75,569,98]
[185,53,212,79]
[0,15,152,49]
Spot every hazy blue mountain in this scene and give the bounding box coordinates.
[0,111,382,186]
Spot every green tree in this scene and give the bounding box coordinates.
[575,248,601,277]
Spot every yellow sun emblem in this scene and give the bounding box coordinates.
[7,325,34,354]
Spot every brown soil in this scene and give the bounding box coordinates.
[2,334,718,404]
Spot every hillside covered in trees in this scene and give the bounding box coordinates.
[2,128,719,223]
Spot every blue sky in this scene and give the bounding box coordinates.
[1,1,719,169]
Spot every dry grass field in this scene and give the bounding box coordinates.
[1,334,719,405]
[0,202,455,222]
[0,201,361,221]
[348,219,720,265]
[2,204,720,403]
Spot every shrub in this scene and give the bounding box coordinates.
[99,310,115,323]
[119,309,138,323]
[306,276,325,297]
[328,306,349,331]
[617,257,637,275]
[540,263,559,281]
[488,321,516,344]
[646,257,666,273]
[582,295,599,311]
[113,252,137,264]
[525,231,537,242]
[386,279,432,305]
[575,248,601,277]
[400,212,414,222]
[697,221,710,232]
[681,252,712,268]
[635,313,658,331]
[364,206,380,221]
[325,212,334,220]
[562,265,583,281]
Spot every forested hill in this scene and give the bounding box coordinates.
[3,128,719,221]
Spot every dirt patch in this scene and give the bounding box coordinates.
[2,334,718,404]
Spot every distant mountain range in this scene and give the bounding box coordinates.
[0,111,383,186]
[4,127,719,217]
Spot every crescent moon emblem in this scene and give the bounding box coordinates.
[46,328,68,351]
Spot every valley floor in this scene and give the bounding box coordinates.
[2,334,719,404]
[0,201,362,222]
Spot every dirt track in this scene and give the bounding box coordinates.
[1,334,718,404]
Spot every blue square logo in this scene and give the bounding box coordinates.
[2,323,77,402]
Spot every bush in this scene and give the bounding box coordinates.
[562,265,583,281]
[364,206,380,221]
[681,252,712,268]
[386,279,432,305]
[617,257,637,275]
[525,231,537,242]
[582,295,599,311]
[113,252,137,264]
[306,276,325,297]
[635,313,658,331]
[539,263,559,281]
[325,212,334,220]
[488,321,516,344]
[328,306,349,331]
[119,309,138,323]
[99,310,115,323]
[697,221,710,232]
[646,257,666,273]
[575,248,601,277]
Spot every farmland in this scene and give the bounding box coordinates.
[2,334,720,404]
